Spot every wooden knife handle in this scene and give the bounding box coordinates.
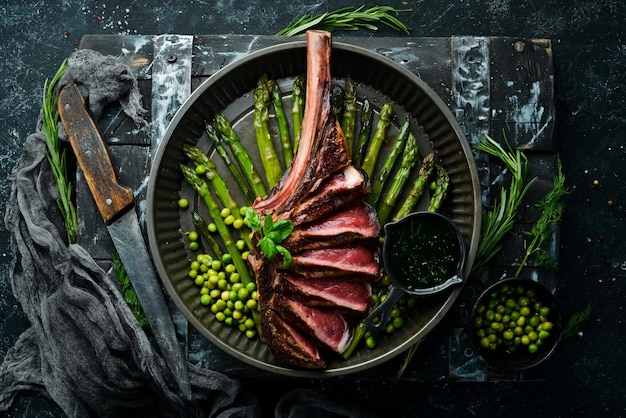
[58,83,134,225]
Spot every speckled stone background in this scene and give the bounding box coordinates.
[1,1,625,416]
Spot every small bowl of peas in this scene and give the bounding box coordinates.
[469,278,562,370]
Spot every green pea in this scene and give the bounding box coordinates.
[200,294,211,305]
[393,316,405,329]
[365,336,377,349]
[232,310,243,321]
[237,287,249,300]
[480,337,490,349]
[528,343,538,354]
[214,299,226,311]
[538,330,550,340]
[484,310,495,322]
[177,198,189,209]
[529,315,540,328]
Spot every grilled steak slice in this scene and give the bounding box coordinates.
[288,165,370,225]
[289,245,381,280]
[276,294,352,354]
[277,272,372,316]
[262,306,325,369]
[284,204,380,252]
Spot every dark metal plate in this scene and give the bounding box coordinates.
[147,40,481,377]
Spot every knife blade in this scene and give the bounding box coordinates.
[58,83,192,400]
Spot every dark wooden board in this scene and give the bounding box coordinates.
[75,34,557,381]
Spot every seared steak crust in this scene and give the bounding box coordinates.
[250,30,382,369]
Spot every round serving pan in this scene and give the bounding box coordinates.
[147,39,482,377]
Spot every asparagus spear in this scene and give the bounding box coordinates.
[427,165,450,213]
[291,74,305,153]
[192,211,224,257]
[183,144,253,250]
[368,116,411,206]
[361,102,393,178]
[340,75,357,154]
[214,112,267,198]
[376,133,419,225]
[205,121,253,204]
[271,81,294,168]
[180,164,261,332]
[352,98,373,166]
[253,75,283,188]
[393,151,436,221]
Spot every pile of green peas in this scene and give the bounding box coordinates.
[179,205,259,340]
[187,251,259,339]
[363,276,418,349]
[473,283,555,355]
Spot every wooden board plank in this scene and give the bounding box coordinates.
[490,38,555,151]
[151,34,194,151]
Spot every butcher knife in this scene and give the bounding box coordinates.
[58,83,192,400]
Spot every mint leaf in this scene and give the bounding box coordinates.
[271,219,294,242]
[244,207,261,231]
[263,213,274,236]
[259,236,277,259]
[276,245,292,268]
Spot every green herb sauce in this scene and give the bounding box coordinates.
[386,220,460,291]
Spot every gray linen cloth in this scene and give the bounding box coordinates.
[0,49,377,418]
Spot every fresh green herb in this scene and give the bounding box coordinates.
[43,59,79,244]
[561,302,593,341]
[244,208,294,268]
[515,155,569,276]
[470,133,537,277]
[113,253,149,328]
[276,5,412,37]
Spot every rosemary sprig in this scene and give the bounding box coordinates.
[470,133,537,277]
[561,302,593,341]
[515,155,570,277]
[113,253,149,328]
[276,5,412,37]
[42,59,79,244]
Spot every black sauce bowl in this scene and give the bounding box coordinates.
[366,211,466,332]
[469,278,562,370]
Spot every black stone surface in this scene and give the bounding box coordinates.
[1,1,625,416]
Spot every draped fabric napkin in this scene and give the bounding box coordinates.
[0,49,377,418]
